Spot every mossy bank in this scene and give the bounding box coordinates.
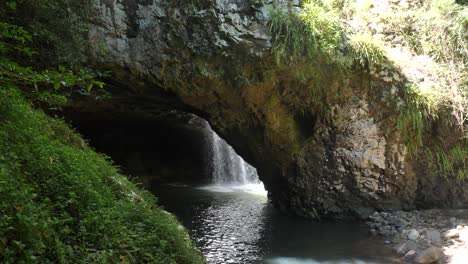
[0,89,205,263]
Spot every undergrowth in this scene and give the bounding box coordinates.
[0,89,205,263]
[269,0,386,68]
[0,4,205,262]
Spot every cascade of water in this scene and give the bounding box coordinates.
[206,125,261,186]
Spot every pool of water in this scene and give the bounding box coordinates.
[151,184,397,264]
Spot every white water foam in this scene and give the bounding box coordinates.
[199,124,267,196]
[198,183,267,196]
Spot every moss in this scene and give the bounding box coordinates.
[0,89,205,264]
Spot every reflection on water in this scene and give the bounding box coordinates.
[151,184,396,264]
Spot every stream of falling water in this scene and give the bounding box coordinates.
[200,124,267,195]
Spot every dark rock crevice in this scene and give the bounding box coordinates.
[67,111,214,186]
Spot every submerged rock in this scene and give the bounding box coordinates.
[408,229,420,241]
[426,229,441,244]
[395,240,417,255]
[414,247,443,264]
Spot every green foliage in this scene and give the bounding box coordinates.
[5,0,96,67]
[417,0,467,64]
[0,20,104,106]
[348,33,385,67]
[0,89,205,264]
[427,142,467,180]
[269,1,343,65]
[397,87,427,155]
[0,6,204,263]
[396,84,466,179]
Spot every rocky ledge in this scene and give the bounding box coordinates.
[367,209,468,263]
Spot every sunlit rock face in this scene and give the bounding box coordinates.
[62,0,467,219]
[89,0,272,68]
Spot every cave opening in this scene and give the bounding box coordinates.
[65,110,399,264]
[67,110,266,193]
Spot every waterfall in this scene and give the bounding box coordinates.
[199,120,266,194]
[209,131,260,185]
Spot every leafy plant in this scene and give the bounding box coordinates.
[0,21,103,106]
[397,88,426,155]
[0,88,205,264]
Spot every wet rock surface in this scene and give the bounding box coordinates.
[367,209,468,263]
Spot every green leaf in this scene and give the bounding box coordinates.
[6,1,17,10]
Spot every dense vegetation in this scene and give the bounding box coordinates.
[269,0,466,179]
[0,3,205,264]
[0,91,205,263]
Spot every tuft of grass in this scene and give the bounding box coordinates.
[396,84,452,155]
[396,83,466,179]
[0,89,205,264]
[348,33,386,67]
[269,0,343,66]
[427,142,467,180]
[397,88,426,155]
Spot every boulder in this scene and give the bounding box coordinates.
[443,229,459,239]
[408,229,420,241]
[403,250,416,261]
[414,247,443,264]
[394,240,417,255]
[426,229,441,244]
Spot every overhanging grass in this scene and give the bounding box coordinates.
[268,0,465,180]
[0,88,205,264]
[348,33,386,67]
[269,0,343,66]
